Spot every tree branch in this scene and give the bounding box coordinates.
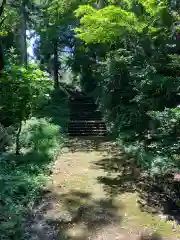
[0,15,7,26]
[0,0,6,18]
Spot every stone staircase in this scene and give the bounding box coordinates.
[68,94,107,137]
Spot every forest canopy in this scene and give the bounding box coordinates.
[0,0,180,238]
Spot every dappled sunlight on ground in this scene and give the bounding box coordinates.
[25,138,180,239]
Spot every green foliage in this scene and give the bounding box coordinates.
[1,0,180,236]
[147,108,180,158]
[0,3,19,36]
[0,116,67,239]
[20,117,64,158]
[0,52,69,239]
[0,63,54,154]
[73,0,180,174]
[75,0,171,44]
[149,107,180,137]
[38,89,69,128]
[75,5,144,43]
[0,1,71,238]
[0,64,52,127]
[35,0,90,73]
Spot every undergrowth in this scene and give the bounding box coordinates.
[0,91,69,239]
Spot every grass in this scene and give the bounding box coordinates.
[0,152,47,239]
[119,193,179,237]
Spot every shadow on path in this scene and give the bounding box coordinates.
[139,233,162,240]
[24,138,179,239]
[66,136,118,154]
[93,142,180,226]
[25,190,122,239]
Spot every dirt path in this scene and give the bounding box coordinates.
[25,138,180,240]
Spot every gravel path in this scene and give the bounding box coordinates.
[25,138,180,240]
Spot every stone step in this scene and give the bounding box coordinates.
[70,118,102,121]
[70,104,95,107]
[70,114,101,116]
[70,118,103,121]
[70,101,97,107]
[69,129,106,133]
[68,94,107,137]
[70,98,94,104]
[70,111,101,115]
[71,96,92,100]
[68,127,107,131]
[71,108,98,112]
[70,114,102,117]
[71,107,97,110]
[69,121,105,127]
[70,120,104,123]
[68,128,106,133]
[70,108,99,112]
[69,132,107,136]
[69,123,106,128]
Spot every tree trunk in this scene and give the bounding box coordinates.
[0,0,6,18]
[0,0,7,71]
[16,121,22,155]
[0,41,4,72]
[53,39,59,89]
[20,1,28,66]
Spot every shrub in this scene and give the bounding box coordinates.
[117,106,180,174]
[0,64,53,154]
[0,117,66,239]
[20,117,64,159]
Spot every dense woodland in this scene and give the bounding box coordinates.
[0,0,180,238]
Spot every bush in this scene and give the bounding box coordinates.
[20,117,64,158]
[38,90,69,128]
[0,117,66,239]
[148,107,180,139]
[117,106,180,174]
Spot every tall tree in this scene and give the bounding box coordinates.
[20,0,28,65]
